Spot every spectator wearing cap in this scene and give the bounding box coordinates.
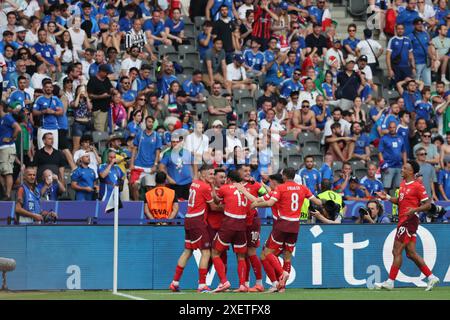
[336,58,366,111]
[324,39,345,71]
[386,24,415,84]
[416,147,438,201]
[130,116,162,200]
[206,81,232,128]
[159,135,194,200]
[243,38,265,77]
[354,55,378,94]
[355,29,383,74]
[71,151,98,201]
[73,135,101,177]
[226,53,257,96]
[343,176,368,201]
[182,70,207,105]
[7,76,32,111]
[0,31,19,54]
[305,23,328,57]
[15,26,31,49]
[379,120,407,193]
[87,63,114,132]
[396,0,419,36]
[409,18,433,87]
[99,150,125,201]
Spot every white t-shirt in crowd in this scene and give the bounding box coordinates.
[23,0,40,17]
[68,28,87,52]
[120,58,142,75]
[238,4,254,20]
[226,63,247,82]
[31,73,51,89]
[416,4,435,20]
[322,118,351,144]
[184,132,209,155]
[24,30,38,46]
[56,45,80,64]
[354,64,373,81]
[356,39,382,64]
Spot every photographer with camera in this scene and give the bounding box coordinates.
[355,199,391,224]
[15,166,58,224]
[309,200,342,224]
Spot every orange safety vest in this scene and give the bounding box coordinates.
[145,187,175,219]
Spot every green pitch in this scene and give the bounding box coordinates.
[1,287,450,300]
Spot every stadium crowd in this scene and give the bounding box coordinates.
[0,0,449,224]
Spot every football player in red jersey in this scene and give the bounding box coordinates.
[237,164,268,292]
[238,168,323,292]
[169,165,220,293]
[210,170,250,293]
[206,168,227,271]
[375,160,440,291]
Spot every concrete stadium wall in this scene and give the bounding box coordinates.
[1,224,450,291]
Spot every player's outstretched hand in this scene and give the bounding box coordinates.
[406,208,416,216]
[375,191,387,200]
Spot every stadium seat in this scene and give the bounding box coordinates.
[177,73,190,85]
[350,160,367,172]
[158,45,178,60]
[54,201,97,224]
[254,89,264,100]
[355,168,367,179]
[92,131,109,151]
[301,145,320,156]
[0,201,14,225]
[178,45,197,59]
[184,28,196,39]
[347,0,368,17]
[298,132,318,146]
[184,53,202,70]
[179,59,196,75]
[283,132,298,143]
[287,154,303,169]
[332,161,343,172]
[194,16,206,31]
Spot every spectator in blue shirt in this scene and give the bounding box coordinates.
[0,30,19,54]
[243,38,265,76]
[280,68,304,98]
[360,163,384,197]
[159,135,194,200]
[144,10,171,46]
[409,18,432,86]
[414,87,433,124]
[134,64,154,94]
[298,155,322,195]
[164,8,189,49]
[38,169,65,201]
[32,79,63,150]
[281,50,301,79]
[263,38,285,86]
[99,150,125,202]
[182,70,207,105]
[7,76,32,111]
[438,161,450,201]
[311,95,331,130]
[308,0,326,26]
[119,76,138,109]
[343,176,367,200]
[379,121,407,193]
[198,21,214,61]
[343,23,360,59]
[81,2,100,36]
[397,78,423,113]
[435,0,450,26]
[71,153,97,201]
[118,5,135,32]
[130,116,162,200]
[348,122,371,162]
[386,24,415,83]
[320,153,334,183]
[397,110,413,159]
[396,0,420,36]
[34,29,60,76]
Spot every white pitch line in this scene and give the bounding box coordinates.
[113,292,147,300]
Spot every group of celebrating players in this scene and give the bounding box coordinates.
[169,160,440,293]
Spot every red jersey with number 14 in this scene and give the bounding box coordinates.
[216,184,249,231]
[272,181,313,233]
[398,180,428,226]
[185,179,213,229]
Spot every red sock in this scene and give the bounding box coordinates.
[212,256,228,284]
[261,258,277,282]
[389,265,399,281]
[220,251,228,269]
[420,265,432,277]
[173,265,184,282]
[249,255,263,281]
[266,253,284,278]
[238,259,247,286]
[245,257,251,282]
[198,268,207,285]
[283,260,291,274]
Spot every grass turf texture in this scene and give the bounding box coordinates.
[1,287,449,300]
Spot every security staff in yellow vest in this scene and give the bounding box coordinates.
[301,179,346,223]
[144,171,179,220]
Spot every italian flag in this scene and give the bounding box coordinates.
[321,9,333,31]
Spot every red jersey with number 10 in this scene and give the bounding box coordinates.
[216,184,249,231]
[185,179,213,229]
[272,181,313,233]
[398,180,428,226]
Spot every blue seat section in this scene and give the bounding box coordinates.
[97,201,144,225]
[0,201,14,224]
[54,201,99,225]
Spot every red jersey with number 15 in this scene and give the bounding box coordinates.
[185,179,213,229]
[216,184,249,231]
[272,181,313,233]
[398,180,428,226]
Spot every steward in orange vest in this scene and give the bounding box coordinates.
[144,172,179,220]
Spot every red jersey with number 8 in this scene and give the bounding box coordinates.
[271,181,313,233]
[185,179,213,229]
[216,184,249,231]
[398,180,428,226]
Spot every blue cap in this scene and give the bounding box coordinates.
[234,54,244,64]
[280,2,289,10]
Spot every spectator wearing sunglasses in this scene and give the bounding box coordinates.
[416,147,438,201]
[413,130,440,165]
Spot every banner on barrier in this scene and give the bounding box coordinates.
[1,224,450,290]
